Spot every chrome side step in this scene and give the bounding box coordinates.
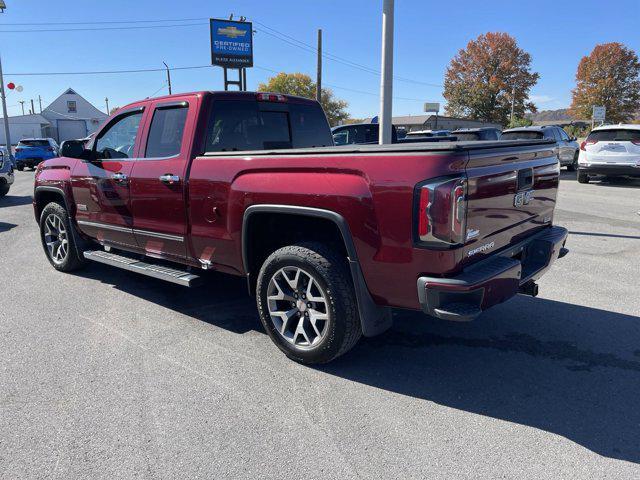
[83,250,201,287]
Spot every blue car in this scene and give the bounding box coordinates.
[15,138,59,171]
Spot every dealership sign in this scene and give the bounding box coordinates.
[592,105,606,121]
[210,19,253,68]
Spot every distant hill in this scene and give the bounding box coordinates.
[527,109,571,122]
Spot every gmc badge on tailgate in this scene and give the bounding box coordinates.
[514,190,534,208]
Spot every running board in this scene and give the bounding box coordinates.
[83,250,202,287]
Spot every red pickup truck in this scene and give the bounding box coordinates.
[33,91,568,364]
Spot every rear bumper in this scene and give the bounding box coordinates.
[579,164,640,177]
[417,226,568,321]
[16,157,45,168]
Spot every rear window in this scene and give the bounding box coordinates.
[453,132,480,141]
[587,129,640,142]
[18,140,49,147]
[500,131,543,140]
[145,105,188,158]
[205,100,333,152]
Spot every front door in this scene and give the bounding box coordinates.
[71,108,145,249]
[129,98,195,260]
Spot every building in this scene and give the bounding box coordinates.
[0,88,108,145]
[364,114,502,132]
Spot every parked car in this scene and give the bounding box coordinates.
[15,138,59,171]
[406,129,451,138]
[33,91,567,364]
[577,124,640,184]
[501,126,579,170]
[332,123,396,145]
[332,123,456,145]
[0,147,15,198]
[451,128,502,141]
[0,144,13,167]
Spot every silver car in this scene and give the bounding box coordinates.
[0,147,15,198]
[501,126,580,171]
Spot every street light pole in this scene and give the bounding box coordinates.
[378,0,394,145]
[105,97,109,115]
[510,86,516,125]
[0,0,11,155]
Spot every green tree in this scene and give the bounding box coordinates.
[258,72,349,126]
[507,117,533,128]
[443,32,539,126]
[569,42,640,123]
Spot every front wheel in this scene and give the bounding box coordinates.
[256,243,361,364]
[0,185,9,198]
[16,165,24,172]
[39,202,88,272]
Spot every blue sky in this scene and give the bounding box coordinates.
[0,0,638,118]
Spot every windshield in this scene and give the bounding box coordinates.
[453,132,480,141]
[500,131,543,140]
[587,129,640,142]
[18,140,49,147]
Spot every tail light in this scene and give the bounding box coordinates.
[416,177,467,246]
[632,140,640,146]
[15,147,23,152]
[257,93,287,102]
[581,139,598,151]
[46,147,54,152]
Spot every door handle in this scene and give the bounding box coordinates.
[111,172,128,183]
[159,174,180,184]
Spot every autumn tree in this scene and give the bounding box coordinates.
[569,42,640,123]
[443,32,539,125]
[257,72,349,126]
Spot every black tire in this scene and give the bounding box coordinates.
[256,242,361,364]
[39,201,88,272]
[566,152,578,172]
[577,171,589,184]
[16,165,24,172]
[0,185,9,198]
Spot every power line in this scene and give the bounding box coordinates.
[5,65,211,76]
[0,17,209,26]
[0,22,207,33]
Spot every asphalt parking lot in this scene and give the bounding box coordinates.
[1,170,640,479]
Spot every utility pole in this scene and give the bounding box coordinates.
[163,61,172,95]
[316,29,322,104]
[0,5,11,153]
[510,86,516,125]
[38,94,42,113]
[18,100,24,115]
[105,97,109,115]
[378,0,394,145]
[30,98,35,115]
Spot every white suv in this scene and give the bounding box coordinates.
[577,124,640,183]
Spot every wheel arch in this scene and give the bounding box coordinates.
[242,204,392,337]
[34,186,71,221]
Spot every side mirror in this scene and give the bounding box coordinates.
[60,140,91,160]
[570,136,577,142]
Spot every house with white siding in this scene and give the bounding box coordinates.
[0,88,108,146]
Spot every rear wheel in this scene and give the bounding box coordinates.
[39,202,88,272]
[256,242,361,364]
[577,171,590,184]
[16,165,24,172]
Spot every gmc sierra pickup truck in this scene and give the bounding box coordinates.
[34,91,568,364]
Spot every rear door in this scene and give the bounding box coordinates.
[462,142,559,266]
[71,108,145,248]
[129,96,196,260]
[584,128,640,166]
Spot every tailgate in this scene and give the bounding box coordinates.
[462,142,559,266]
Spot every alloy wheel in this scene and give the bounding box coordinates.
[266,266,330,348]
[43,214,69,265]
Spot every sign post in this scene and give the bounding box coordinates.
[592,105,605,129]
[424,102,440,129]
[210,18,253,91]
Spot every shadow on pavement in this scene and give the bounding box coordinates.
[570,230,640,240]
[0,222,18,233]
[0,195,33,208]
[76,262,640,464]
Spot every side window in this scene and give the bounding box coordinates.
[95,111,143,159]
[543,129,557,141]
[559,128,570,141]
[145,105,188,158]
[333,126,356,145]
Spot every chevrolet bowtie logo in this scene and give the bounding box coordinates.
[217,26,247,39]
